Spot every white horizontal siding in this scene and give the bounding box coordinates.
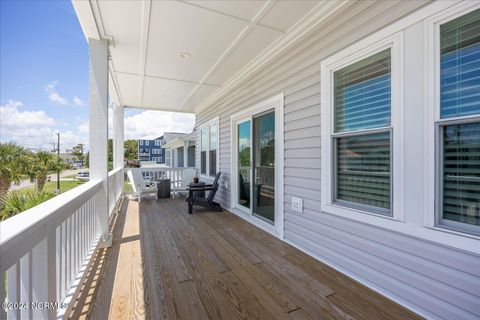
[194,1,480,319]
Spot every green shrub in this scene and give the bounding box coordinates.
[0,190,54,220]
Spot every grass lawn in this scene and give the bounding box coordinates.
[124,180,133,193]
[18,180,86,195]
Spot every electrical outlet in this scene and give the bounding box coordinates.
[291,196,303,213]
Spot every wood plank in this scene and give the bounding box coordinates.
[288,308,315,320]
[73,198,422,320]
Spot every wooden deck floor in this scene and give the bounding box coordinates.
[68,197,421,320]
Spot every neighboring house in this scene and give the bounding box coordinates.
[162,132,195,168]
[137,136,165,164]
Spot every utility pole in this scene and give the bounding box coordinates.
[56,132,60,192]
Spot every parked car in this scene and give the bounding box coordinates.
[75,171,89,182]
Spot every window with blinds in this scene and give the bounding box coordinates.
[209,125,217,177]
[200,128,207,174]
[438,9,480,233]
[333,49,392,215]
[440,9,480,118]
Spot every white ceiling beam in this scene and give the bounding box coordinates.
[180,0,278,110]
[115,71,221,88]
[194,0,350,113]
[179,0,286,35]
[138,0,152,108]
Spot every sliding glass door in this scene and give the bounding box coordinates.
[253,111,275,223]
[236,111,275,224]
[237,120,251,209]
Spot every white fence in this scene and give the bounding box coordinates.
[0,168,124,320]
[108,167,123,217]
[136,167,194,189]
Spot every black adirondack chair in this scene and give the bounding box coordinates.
[186,172,222,214]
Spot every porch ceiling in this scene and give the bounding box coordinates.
[72,0,345,112]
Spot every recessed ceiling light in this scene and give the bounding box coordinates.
[180,52,191,59]
[162,94,167,98]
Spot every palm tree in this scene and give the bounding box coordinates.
[0,142,31,205]
[31,151,64,192]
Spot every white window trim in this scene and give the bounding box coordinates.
[230,93,285,239]
[321,32,405,224]
[199,116,220,179]
[424,1,480,238]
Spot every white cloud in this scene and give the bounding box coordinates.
[48,92,68,105]
[72,96,83,106]
[0,100,59,149]
[44,81,69,105]
[123,110,195,140]
[0,100,88,150]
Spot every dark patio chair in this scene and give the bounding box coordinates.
[186,172,222,214]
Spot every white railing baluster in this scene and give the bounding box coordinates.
[47,227,57,320]
[0,271,5,320]
[7,263,20,320]
[32,239,48,320]
[56,224,61,304]
[19,252,31,319]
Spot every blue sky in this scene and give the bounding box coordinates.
[0,0,195,151]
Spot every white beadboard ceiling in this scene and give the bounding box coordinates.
[72,0,344,113]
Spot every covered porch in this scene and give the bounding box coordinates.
[67,197,419,320]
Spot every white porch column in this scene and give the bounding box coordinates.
[89,38,112,248]
[113,103,124,171]
[184,140,189,168]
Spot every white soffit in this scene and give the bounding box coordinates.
[72,0,346,113]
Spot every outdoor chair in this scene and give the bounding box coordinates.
[127,169,157,202]
[186,172,222,214]
[171,168,196,198]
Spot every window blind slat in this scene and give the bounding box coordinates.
[336,131,391,211]
[440,9,480,119]
[334,49,391,132]
[442,123,480,226]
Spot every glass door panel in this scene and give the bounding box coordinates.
[237,121,251,209]
[253,111,275,223]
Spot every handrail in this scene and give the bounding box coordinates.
[108,166,123,178]
[0,180,102,272]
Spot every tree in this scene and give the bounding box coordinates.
[71,144,84,167]
[30,151,65,192]
[124,139,138,160]
[0,142,30,205]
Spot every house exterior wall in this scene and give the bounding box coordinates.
[194,1,480,319]
[137,138,165,164]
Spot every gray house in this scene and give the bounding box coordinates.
[1,1,478,319]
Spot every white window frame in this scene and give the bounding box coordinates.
[159,156,163,163]
[199,116,220,178]
[155,140,161,146]
[320,32,405,224]
[424,2,480,237]
[230,93,285,239]
[139,140,143,146]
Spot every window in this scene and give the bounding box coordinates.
[321,32,403,221]
[145,140,149,146]
[139,140,143,146]
[159,149,163,155]
[155,140,161,146]
[199,117,219,177]
[333,49,392,215]
[159,157,163,162]
[435,8,480,235]
[209,124,217,177]
[200,128,207,174]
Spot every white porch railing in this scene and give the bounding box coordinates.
[0,170,124,320]
[136,167,195,188]
[108,167,123,217]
